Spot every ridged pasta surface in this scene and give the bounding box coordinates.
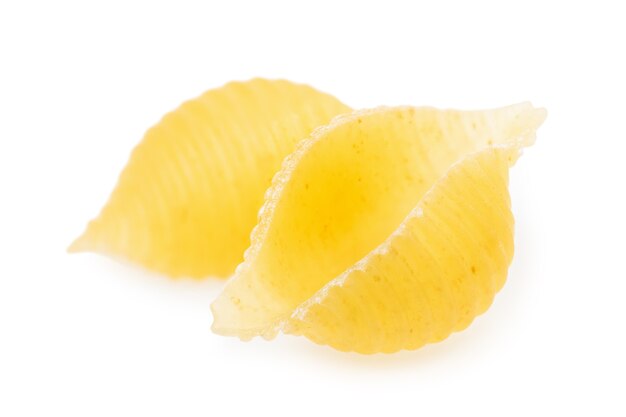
[211,104,546,353]
[69,79,350,278]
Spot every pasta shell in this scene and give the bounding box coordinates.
[69,79,351,278]
[211,104,546,353]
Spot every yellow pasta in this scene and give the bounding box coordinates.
[69,79,350,278]
[211,104,546,353]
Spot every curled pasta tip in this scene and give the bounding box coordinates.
[67,235,86,254]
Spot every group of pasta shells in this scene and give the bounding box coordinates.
[71,78,546,354]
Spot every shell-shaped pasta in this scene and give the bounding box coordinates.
[211,104,546,353]
[69,79,351,278]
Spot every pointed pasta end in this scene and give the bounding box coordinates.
[67,232,91,254]
[516,104,547,148]
[67,222,100,254]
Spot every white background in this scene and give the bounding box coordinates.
[1,1,625,415]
